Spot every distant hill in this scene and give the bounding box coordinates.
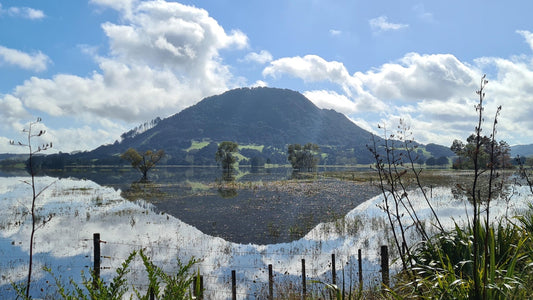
[25,87,454,168]
[511,144,533,158]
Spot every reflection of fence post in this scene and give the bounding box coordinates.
[93,233,100,288]
[231,270,236,300]
[301,259,306,299]
[268,264,273,300]
[331,253,336,285]
[381,245,389,287]
[358,249,363,289]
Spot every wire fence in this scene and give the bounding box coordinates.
[1,232,388,299]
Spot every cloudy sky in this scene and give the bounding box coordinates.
[2,0,533,153]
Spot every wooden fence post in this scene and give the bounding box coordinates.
[301,259,306,299]
[331,253,336,285]
[381,245,389,287]
[232,270,236,300]
[93,233,100,288]
[358,249,363,289]
[268,264,273,300]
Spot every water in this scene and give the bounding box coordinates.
[1,168,530,298]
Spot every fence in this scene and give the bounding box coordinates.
[89,233,390,299]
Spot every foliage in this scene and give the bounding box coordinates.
[425,155,449,166]
[46,250,201,300]
[451,135,511,169]
[215,141,239,171]
[287,143,320,171]
[134,249,201,300]
[368,75,533,300]
[120,148,165,181]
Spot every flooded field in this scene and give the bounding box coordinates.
[1,167,531,298]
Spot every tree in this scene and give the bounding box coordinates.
[215,141,239,171]
[287,143,320,171]
[451,134,510,169]
[9,117,53,298]
[120,148,165,181]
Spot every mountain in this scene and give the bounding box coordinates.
[511,144,533,158]
[30,87,453,167]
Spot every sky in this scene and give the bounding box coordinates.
[1,0,533,154]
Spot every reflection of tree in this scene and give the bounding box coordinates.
[121,180,167,202]
[216,172,238,198]
[222,170,235,182]
[217,187,238,198]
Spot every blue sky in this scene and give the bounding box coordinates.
[2,0,533,153]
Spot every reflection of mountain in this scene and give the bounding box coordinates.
[31,87,453,167]
[2,176,530,298]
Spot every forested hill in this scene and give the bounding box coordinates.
[27,87,453,167]
[117,87,375,152]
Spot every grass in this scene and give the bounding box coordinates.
[239,144,265,152]
[185,140,210,152]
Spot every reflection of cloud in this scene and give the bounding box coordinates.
[2,174,531,298]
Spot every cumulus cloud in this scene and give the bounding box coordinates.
[101,1,248,69]
[260,40,533,145]
[25,0,248,116]
[356,53,478,101]
[0,0,251,152]
[251,80,268,87]
[369,16,408,33]
[0,95,30,130]
[243,50,273,64]
[304,89,385,114]
[263,55,351,84]
[0,46,50,71]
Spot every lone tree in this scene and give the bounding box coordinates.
[10,117,53,298]
[287,143,320,171]
[120,148,165,181]
[215,141,239,171]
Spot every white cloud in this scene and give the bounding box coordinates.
[1,4,45,19]
[251,80,268,87]
[0,0,252,152]
[15,0,248,116]
[243,50,273,64]
[517,30,533,52]
[356,53,478,101]
[101,1,248,70]
[413,4,434,23]
[329,29,341,36]
[260,44,533,145]
[304,90,358,114]
[0,46,50,72]
[369,16,408,33]
[0,95,30,130]
[263,55,351,84]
